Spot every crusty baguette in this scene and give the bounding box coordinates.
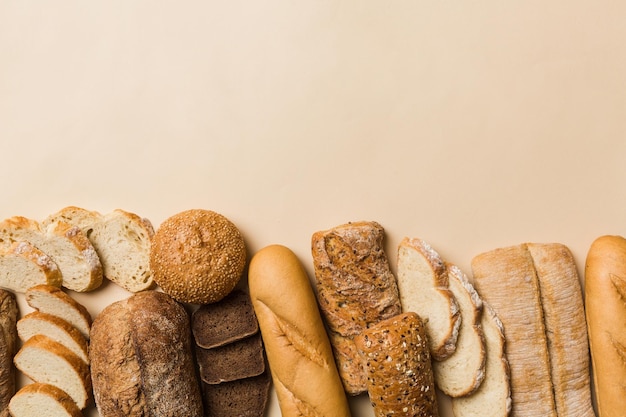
[0,241,62,292]
[585,235,626,417]
[248,244,351,417]
[311,221,402,395]
[89,290,203,417]
[471,244,557,417]
[354,312,439,417]
[432,263,486,397]
[0,289,18,416]
[527,243,595,417]
[396,238,461,361]
[9,382,83,417]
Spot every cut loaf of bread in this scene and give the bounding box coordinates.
[17,311,89,364]
[432,263,486,397]
[0,216,102,292]
[9,383,83,417]
[44,206,155,292]
[396,237,461,361]
[0,241,61,293]
[13,334,92,409]
[25,285,92,340]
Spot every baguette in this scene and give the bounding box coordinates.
[0,289,18,416]
[248,244,351,417]
[585,235,626,417]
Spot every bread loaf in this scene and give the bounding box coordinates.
[585,235,626,417]
[248,244,351,417]
[0,289,18,416]
[89,290,203,417]
[9,382,83,417]
[0,241,62,292]
[311,221,402,395]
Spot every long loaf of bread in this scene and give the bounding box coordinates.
[585,235,626,417]
[0,289,18,417]
[248,244,351,417]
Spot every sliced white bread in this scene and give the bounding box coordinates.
[0,216,102,292]
[0,241,62,293]
[17,311,89,364]
[44,207,155,292]
[451,302,512,417]
[433,263,486,397]
[25,285,92,340]
[13,334,92,409]
[396,237,461,361]
[9,382,83,417]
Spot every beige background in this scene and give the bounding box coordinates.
[1,1,625,415]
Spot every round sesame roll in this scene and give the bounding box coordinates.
[150,209,246,304]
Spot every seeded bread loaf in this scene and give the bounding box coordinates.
[311,221,402,395]
[9,383,83,417]
[0,289,18,417]
[0,241,61,292]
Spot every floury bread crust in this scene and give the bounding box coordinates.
[0,241,62,292]
[311,221,402,395]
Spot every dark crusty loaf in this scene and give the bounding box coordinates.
[201,372,271,417]
[89,290,203,417]
[354,312,439,417]
[195,332,265,384]
[0,289,18,416]
[192,289,259,349]
[311,221,402,395]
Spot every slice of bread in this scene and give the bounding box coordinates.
[0,216,102,292]
[0,241,62,293]
[9,383,83,417]
[396,237,461,361]
[17,311,89,364]
[44,207,155,292]
[433,263,486,397]
[451,302,512,417]
[13,334,92,409]
[201,372,271,417]
[25,285,92,340]
[192,289,259,349]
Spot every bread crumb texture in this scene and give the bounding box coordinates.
[150,209,246,304]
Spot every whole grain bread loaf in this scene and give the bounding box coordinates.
[0,289,18,416]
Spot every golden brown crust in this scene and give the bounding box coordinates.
[249,244,351,417]
[150,209,246,304]
[9,382,83,417]
[585,235,626,417]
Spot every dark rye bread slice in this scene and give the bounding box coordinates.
[192,289,259,349]
[195,332,265,384]
[201,372,271,417]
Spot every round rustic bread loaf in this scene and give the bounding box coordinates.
[150,209,246,304]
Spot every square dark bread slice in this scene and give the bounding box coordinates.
[195,332,265,384]
[201,371,271,417]
[192,289,259,349]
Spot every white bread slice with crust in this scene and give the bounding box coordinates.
[13,334,92,409]
[25,285,92,340]
[0,216,102,292]
[433,263,486,397]
[9,382,83,417]
[17,311,89,364]
[44,206,155,292]
[396,237,461,361]
[0,241,62,292]
[451,302,512,417]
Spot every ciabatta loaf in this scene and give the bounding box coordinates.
[311,221,402,395]
[0,241,61,292]
[13,334,92,409]
[0,289,18,416]
[9,383,83,417]
[44,207,155,292]
[0,216,102,292]
[432,263,486,397]
[396,237,461,361]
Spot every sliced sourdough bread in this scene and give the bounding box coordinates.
[396,237,461,361]
[451,302,512,417]
[433,263,486,397]
[25,285,92,340]
[44,207,155,292]
[17,311,89,364]
[0,216,102,292]
[13,334,92,409]
[0,241,61,292]
[9,382,83,417]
